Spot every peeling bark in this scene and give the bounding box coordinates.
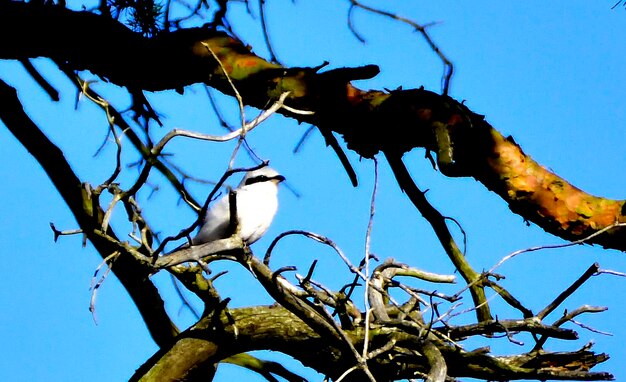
[1,2,624,251]
[2,2,622,251]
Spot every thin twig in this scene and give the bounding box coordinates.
[75,77,126,188]
[570,318,612,336]
[347,0,454,94]
[488,223,626,275]
[596,268,626,277]
[204,85,262,162]
[202,41,253,168]
[533,305,609,351]
[89,251,121,324]
[49,222,82,242]
[347,5,366,43]
[151,91,292,155]
[171,274,201,319]
[335,365,359,382]
[258,0,280,63]
[61,68,200,210]
[293,125,316,153]
[153,163,267,258]
[202,42,246,127]
[362,157,378,358]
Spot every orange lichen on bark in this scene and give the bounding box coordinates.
[192,36,281,80]
[485,128,625,239]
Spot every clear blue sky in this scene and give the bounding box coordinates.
[0,1,624,381]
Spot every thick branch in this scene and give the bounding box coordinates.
[2,2,622,250]
[133,305,612,381]
[0,78,178,346]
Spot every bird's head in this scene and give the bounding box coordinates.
[240,167,285,187]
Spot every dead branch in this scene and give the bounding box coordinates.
[0,78,179,346]
[2,2,624,251]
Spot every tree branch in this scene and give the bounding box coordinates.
[0,78,178,346]
[133,305,613,381]
[2,2,622,251]
[385,152,492,322]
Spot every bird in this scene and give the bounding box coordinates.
[191,167,285,245]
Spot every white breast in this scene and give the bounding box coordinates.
[192,181,279,245]
[234,182,279,244]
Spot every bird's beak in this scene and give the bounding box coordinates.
[272,175,286,183]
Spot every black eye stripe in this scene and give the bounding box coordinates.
[244,175,269,185]
[244,175,284,185]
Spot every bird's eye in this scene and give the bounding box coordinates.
[245,175,269,185]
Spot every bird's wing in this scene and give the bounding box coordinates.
[192,194,231,244]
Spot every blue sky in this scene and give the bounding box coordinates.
[0,1,625,381]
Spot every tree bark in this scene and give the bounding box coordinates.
[0,78,179,346]
[132,305,612,381]
[2,2,622,251]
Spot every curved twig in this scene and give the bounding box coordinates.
[152,91,292,154]
[346,0,454,94]
[258,0,280,63]
[488,223,626,275]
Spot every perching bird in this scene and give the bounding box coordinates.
[192,167,285,245]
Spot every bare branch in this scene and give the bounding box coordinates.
[0,78,179,346]
[49,222,83,242]
[537,263,600,320]
[19,59,59,101]
[488,223,626,274]
[171,274,201,320]
[534,305,609,351]
[385,152,492,322]
[202,41,246,127]
[57,66,201,210]
[89,251,121,324]
[362,157,379,358]
[346,0,454,94]
[421,339,447,382]
[596,268,626,277]
[258,0,280,63]
[152,91,292,154]
[155,237,243,268]
[438,318,579,341]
